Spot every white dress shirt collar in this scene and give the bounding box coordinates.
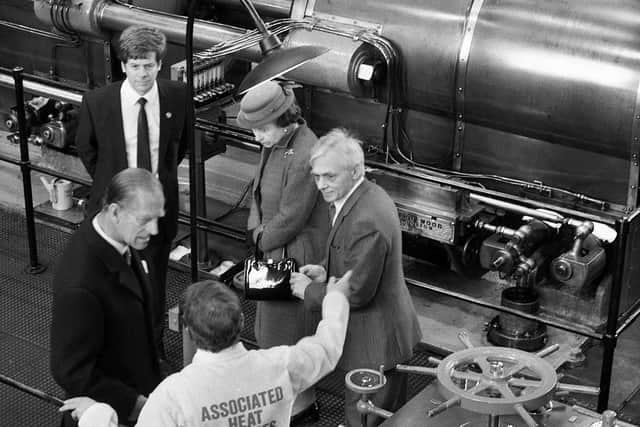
[121,78,159,105]
[331,176,364,226]
[92,215,129,256]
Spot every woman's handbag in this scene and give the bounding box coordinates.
[244,244,297,300]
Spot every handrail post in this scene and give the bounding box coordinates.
[597,219,628,411]
[12,66,46,274]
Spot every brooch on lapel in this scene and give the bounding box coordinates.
[165,112,172,119]
[284,149,295,157]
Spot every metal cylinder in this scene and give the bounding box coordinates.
[33,0,263,61]
[214,0,292,17]
[284,29,370,95]
[487,287,548,351]
[498,287,540,335]
[0,71,83,105]
[310,0,640,156]
[306,0,640,207]
[31,0,640,206]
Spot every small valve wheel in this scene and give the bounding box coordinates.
[345,368,387,395]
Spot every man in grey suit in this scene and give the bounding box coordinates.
[290,128,422,426]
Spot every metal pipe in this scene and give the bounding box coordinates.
[0,373,64,407]
[27,167,92,187]
[556,383,600,396]
[395,365,437,376]
[0,152,92,188]
[212,0,291,17]
[178,213,246,240]
[428,396,461,417]
[239,0,270,36]
[405,278,603,340]
[0,71,83,105]
[514,403,538,427]
[12,67,46,275]
[470,193,582,227]
[616,302,640,337]
[367,161,618,225]
[33,0,263,62]
[598,218,629,412]
[186,0,199,282]
[100,1,263,61]
[357,399,393,421]
[194,120,260,152]
[536,343,560,358]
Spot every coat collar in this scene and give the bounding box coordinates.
[83,218,148,302]
[271,122,301,150]
[252,123,305,196]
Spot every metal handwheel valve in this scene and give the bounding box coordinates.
[397,331,600,427]
[345,365,394,427]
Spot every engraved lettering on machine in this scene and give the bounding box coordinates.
[397,204,456,244]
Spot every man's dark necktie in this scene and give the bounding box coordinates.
[137,97,152,171]
[123,248,132,266]
[329,203,336,226]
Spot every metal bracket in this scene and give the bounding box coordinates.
[452,0,485,171]
[626,79,640,210]
[103,40,113,84]
[311,12,383,35]
[290,0,313,19]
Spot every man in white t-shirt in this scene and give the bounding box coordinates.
[60,271,352,427]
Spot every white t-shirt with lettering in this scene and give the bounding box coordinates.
[79,291,349,427]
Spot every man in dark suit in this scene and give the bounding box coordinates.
[76,25,188,355]
[290,128,423,426]
[50,168,165,427]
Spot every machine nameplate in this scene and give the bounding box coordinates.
[397,206,456,244]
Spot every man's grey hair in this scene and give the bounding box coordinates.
[310,128,365,172]
[100,168,163,211]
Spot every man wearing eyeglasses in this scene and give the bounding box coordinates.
[50,168,165,427]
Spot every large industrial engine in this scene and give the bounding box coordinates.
[2,0,640,420]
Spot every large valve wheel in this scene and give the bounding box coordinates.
[436,346,557,416]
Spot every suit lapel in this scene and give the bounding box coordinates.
[107,82,128,170]
[130,250,153,304]
[117,265,145,302]
[86,221,144,301]
[325,180,370,268]
[158,81,171,168]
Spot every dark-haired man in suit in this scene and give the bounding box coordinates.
[290,128,423,426]
[76,25,188,357]
[50,168,165,426]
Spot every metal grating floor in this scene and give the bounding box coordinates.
[3,207,640,425]
[0,208,437,427]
